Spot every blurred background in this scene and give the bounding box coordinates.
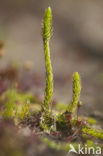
[0,0,103,117]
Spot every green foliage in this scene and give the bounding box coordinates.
[41,7,53,43]
[55,102,68,111]
[82,126,103,139]
[56,112,72,135]
[2,89,33,120]
[2,89,19,119]
[87,117,97,125]
[41,111,54,130]
[42,137,80,151]
[42,137,101,152]
[41,7,53,112]
[42,137,64,150]
[68,72,81,114]
[19,100,30,120]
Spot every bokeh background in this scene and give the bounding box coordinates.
[0,0,103,118]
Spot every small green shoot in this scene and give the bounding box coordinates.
[68,72,81,114]
[41,7,53,112]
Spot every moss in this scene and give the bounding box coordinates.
[41,111,54,130]
[42,137,79,151]
[42,137,64,150]
[2,89,33,120]
[70,116,97,126]
[86,140,103,151]
[42,137,102,153]
[82,126,103,140]
[56,112,73,136]
[87,118,97,125]
[55,102,68,112]
[2,89,19,119]
[18,100,30,120]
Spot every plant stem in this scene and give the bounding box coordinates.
[43,41,53,112]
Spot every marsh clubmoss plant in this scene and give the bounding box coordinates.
[41,7,53,112]
[1,7,103,154]
[68,72,81,114]
[40,7,54,130]
[40,8,103,142]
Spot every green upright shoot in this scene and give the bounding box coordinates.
[68,72,81,114]
[41,7,53,112]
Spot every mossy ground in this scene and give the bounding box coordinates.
[0,64,103,156]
